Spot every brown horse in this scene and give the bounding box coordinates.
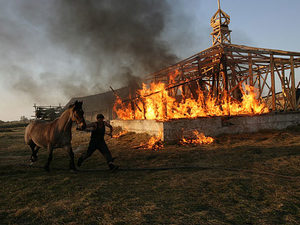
[24,101,86,171]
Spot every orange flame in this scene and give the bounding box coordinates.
[113,96,134,120]
[112,130,128,138]
[181,131,214,145]
[146,135,164,150]
[114,82,269,121]
[135,132,164,150]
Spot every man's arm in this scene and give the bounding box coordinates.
[104,121,113,137]
[77,122,96,132]
[86,122,97,131]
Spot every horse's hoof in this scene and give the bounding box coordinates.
[109,165,119,173]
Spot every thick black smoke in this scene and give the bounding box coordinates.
[50,0,178,73]
[7,0,178,102]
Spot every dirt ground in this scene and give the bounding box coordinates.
[0,122,299,225]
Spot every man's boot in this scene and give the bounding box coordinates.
[108,162,119,171]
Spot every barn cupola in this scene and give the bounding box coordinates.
[210,0,232,46]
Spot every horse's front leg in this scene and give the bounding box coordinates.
[65,145,77,171]
[44,145,53,172]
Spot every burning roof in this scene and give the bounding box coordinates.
[113,43,300,121]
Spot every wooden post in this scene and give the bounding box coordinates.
[162,92,168,120]
[142,98,147,120]
[180,67,186,99]
[130,101,135,120]
[248,53,253,86]
[211,67,216,98]
[216,67,220,101]
[221,54,229,93]
[281,63,286,91]
[257,71,261,96]
[270,55,276,111]
[197,57,205,92]
[290,56,296,110]
[221,54,230,115]
[281,63,287,110]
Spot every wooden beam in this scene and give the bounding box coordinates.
[248,53,253,86]
[270,55,276,111]
[290,56,296,110]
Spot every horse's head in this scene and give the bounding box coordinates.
[69,100,86,130]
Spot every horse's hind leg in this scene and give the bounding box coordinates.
[29,142,40,163]
[44,146,53,172]
[32,146,40,162]
[29,142,37,162]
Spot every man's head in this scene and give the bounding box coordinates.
[96,113,104,121]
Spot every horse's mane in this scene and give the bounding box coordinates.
[68,100,83,109]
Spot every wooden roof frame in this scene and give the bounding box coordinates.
[145,43,300,112]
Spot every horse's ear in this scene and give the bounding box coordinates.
[68,100,79,109]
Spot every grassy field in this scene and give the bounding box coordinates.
[0,122,299,225]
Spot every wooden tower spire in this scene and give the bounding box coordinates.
[210,0,232,46]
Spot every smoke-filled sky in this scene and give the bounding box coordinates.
[0,0,300,121]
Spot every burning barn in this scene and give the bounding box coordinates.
[67,1,300,143]
[110,1,300,142]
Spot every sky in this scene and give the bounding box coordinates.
[0,0,300,121]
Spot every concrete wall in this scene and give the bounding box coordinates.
[111,119,164,138]
[163,112,300,142]
[111,112,300,143]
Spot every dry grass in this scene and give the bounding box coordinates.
[0,122,299,224]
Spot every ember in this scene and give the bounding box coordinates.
[180,131,214,145]
[134,132,164,150]
[112,130,128,138]
[113,82,269,121]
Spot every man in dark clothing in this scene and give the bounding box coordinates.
[77,113,118,171]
